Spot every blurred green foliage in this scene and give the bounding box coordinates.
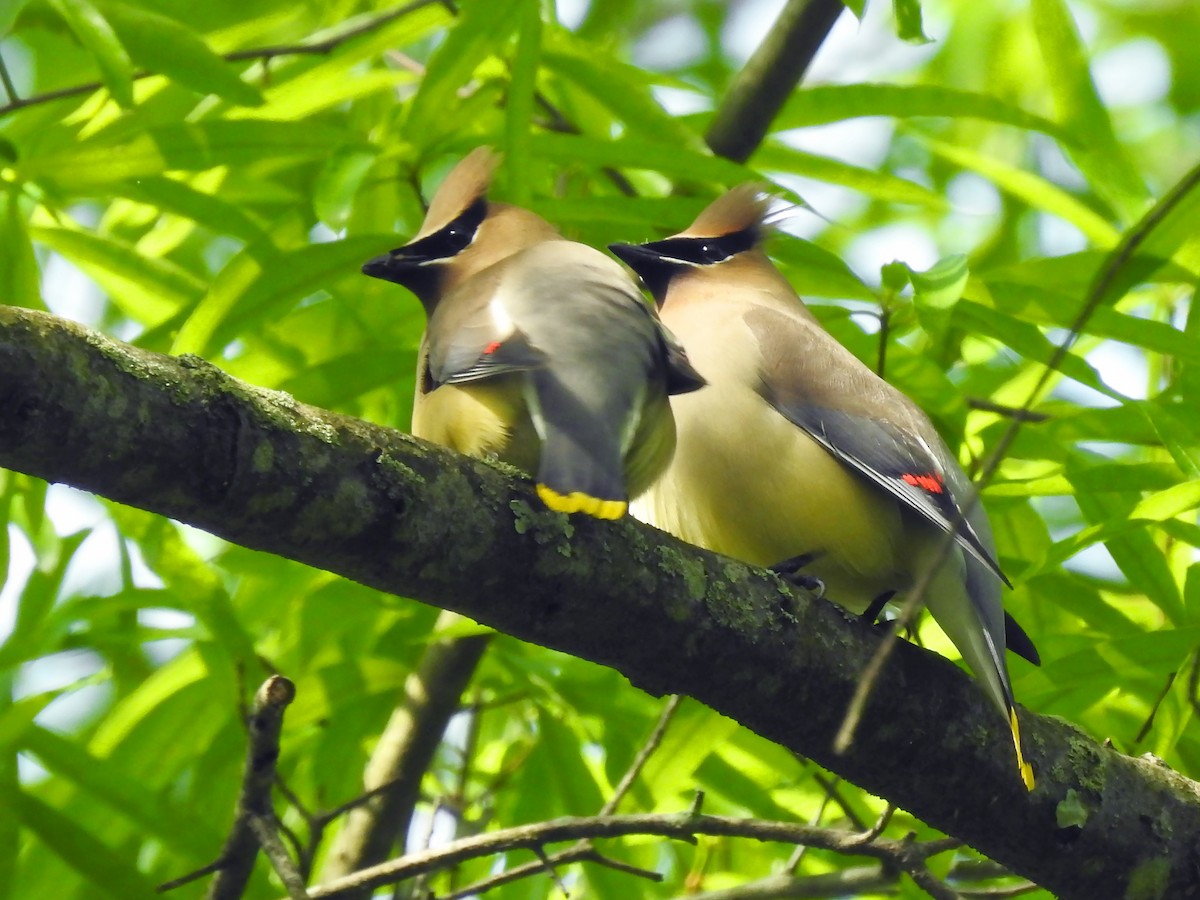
[1,0,1198,897]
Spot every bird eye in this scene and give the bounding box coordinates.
[701,243,730,264]
[399,199,486,262]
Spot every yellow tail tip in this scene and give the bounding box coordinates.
[1010,707,1035,791]
[536,485,627,520]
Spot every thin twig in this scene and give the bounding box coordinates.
[601,694,683,815]
[1189,649,1200,720]
[438,843,660,900]
[296,811,965,900]
[847,805,896,847]
[0,0,443,117]
[1134,669,1178,744]
[836,161,1200,758]
[320,614,490,897]
[807,771,866,831]
[876,305,891,378]
[786,768,842,871]
[0,55,19,105]
[681,866,897,899]
[158,676,296,896]
[156,860,226,894]
[530,844,571,897]
[965,398,1051,423]
[249,814,311,900]
[957,882,1041,898]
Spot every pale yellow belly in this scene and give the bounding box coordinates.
[413,374,675,501]
[412,376,540,476]
[632,302,906,611]
[637,382,905,610]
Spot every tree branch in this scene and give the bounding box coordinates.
[0,0,444,117]
[3,304,1200,898]
[681,866,900,899]
[705,0,846,162]
[302,811,960,899]
[191,675,296,899]
[320,612,490,896]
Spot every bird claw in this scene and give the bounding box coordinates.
[860,590,897,625]
[769,553,826,599]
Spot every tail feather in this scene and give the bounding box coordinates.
[536,484,626,520]
[1010,706,1035,791]
[529,369,631,521]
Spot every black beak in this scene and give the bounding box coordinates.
[608,242,663,271]
[609,242,677,305]
[361,252,397,279]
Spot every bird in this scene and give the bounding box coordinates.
[361,147,705,520]
[609,185,1040,789]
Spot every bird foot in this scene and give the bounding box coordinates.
[769,552,826,599]
[860,590,897,625]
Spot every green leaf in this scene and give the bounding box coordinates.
[0,723,13,900]
[315,148,380,231]
[956,301,1120,398]
[119,174,269,244]
[776,84,1070,141]
[0,531,90,668]
[1136,160,1200,280]
[21,726,221,857]
[640,700,738,803]
[531,132,757,185]
[512,710,605,821]
[21,120,363,189]
[503,0,541,206]
[541,43,701,149]
[0,0,35,35]
[753,141,947,208]
[0,691,57,753]
[0,191,43,309]
[770,234,876,302]
[1031,0,1148,217]
[919,134,1119,246]
[980,252,1193,297]
[405,0,523,145]
[1130,481,1200,523]
[15,792,158,899]
[909,254,968,343]
[894,0,931,43]
[977,283,1200,367]
[1140,404,1200,481]
[96,1,262,106]
[911,254,969,308]
[30,225,206,326]
[171,235,389,356]
[1068,457,1185,626]
[1185,564,1200,624]
[535,195,723,233]
[47,0,134,108]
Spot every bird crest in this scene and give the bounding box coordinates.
[415,146,502,240]
[681,184,771,239]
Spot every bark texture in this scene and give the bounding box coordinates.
[2,305,1199,900]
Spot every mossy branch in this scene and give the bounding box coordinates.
[2,304,1200,898]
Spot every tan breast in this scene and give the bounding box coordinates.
[633,299,905,610]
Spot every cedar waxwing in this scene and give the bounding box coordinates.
[362,148,705,520]
[610,186,1040,790]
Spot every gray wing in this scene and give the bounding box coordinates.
[744,306,1009,587]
